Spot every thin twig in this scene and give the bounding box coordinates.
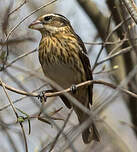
[20,123,28,152]
[95,64,137,114]
[93,65,118,75]
[0,80,37,96]
[92,15,112,72]
[97,46,133,66]
[0,79,18,117]
[4,49,37,70]
[8,0,27,16]
[0,79,28,152]
[108,36,126,55]
[84,37,137,46]
[0,37,35,46]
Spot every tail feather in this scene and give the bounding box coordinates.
[82,122,100,144]
[73,91,100,144]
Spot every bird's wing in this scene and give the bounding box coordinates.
[76,34,93,106]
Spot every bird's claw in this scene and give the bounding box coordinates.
[38,90,54,103]
[38,91,47,103]
[70,84,77,94]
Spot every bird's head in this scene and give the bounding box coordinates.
[29,14,72,35]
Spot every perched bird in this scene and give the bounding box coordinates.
[29,13,99,143]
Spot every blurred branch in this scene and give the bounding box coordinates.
[121,0,137,24]
[120,0,137,137]
[106,0,123,36]
[0,37,35,46]
[2,1,13,35]
[3,48,37,70]
[8,0,27,17]
[5,70,38,108]
[120,0,137,54]
[1,1,14,69]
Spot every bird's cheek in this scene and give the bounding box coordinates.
[44,25,58,33]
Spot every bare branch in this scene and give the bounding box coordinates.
[4,49,37,70]
[0,79,28,152]
[97,46,133,66]
[8,0,27,16]
[121,0,137,25]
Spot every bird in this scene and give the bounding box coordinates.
[29,13,99,144]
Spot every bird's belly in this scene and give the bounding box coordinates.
[42,63,81,89]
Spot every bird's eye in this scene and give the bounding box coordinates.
[44,16,52,21]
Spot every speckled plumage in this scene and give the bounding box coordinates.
[39,33,86,86]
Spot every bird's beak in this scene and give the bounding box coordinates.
[28,19,43,30]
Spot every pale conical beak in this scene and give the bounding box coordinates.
[28,20,43,30]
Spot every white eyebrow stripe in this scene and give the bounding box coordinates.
[43,14,68,21]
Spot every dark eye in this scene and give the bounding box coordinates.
[44,16,52,21]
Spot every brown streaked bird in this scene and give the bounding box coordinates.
[29,13,99,143]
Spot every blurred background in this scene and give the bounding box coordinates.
[0,0,137,151]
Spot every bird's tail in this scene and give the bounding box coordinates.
[82,122,100,144]
[75,107,100,144]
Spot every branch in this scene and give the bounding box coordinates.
[1,78,137,106]
[8,0,27,16]
[43,80,137,100]
[0,80,37,96]
[121,0,137,25]
[0,79,28,152]
[3,49,37,70]
[97,45,133,66]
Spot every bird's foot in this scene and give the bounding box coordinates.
[70,84,77,94]
[38,90,54,103]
